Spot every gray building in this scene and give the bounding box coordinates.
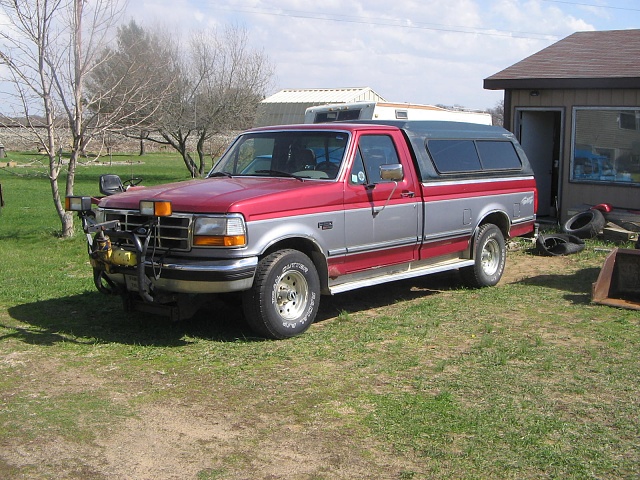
[254,87,385,126]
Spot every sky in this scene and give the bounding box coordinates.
[121,0,640,111]
[1,1,640,113]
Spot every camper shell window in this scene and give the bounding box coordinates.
[428,140,481,173]
[476,141,522,170]
[427,139,522,174]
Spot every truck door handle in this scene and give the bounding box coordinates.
[401,191,415,198]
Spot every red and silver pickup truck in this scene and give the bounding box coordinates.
[67,120,537,338]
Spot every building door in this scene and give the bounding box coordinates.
[516,109,563,218]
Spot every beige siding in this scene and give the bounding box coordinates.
[508,88,640,220]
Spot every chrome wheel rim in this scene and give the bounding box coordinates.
[481,238,501,276]
[275,270,309,320]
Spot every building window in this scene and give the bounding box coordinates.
[572,108,640,185]
[618,112,640,130]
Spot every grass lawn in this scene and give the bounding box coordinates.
[0,152,638,479]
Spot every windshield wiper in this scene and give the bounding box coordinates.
[208,171,233,178]
[255,170,304,181]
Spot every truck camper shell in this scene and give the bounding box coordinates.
[343,119,533,181]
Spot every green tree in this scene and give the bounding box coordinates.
[86,20,178,156]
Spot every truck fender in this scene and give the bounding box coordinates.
[259,233,330,295]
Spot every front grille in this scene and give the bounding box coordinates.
[104,210,192,251]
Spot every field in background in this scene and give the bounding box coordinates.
[0,152,638,479]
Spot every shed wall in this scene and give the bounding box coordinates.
[507,88,640,218]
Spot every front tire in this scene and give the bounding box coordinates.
[242,249,320,339]
[461,224,506,288]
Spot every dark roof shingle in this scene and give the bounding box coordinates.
[484,29,640,90]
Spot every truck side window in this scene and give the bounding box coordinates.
[349,150,367,185]
[351,135,400,184]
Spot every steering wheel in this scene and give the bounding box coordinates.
[315,161,339,178]
[122,177,143,188]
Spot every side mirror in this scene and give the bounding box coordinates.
[380,164,403,181]
[99,174,125,196]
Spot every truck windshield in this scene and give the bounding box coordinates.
[208,131,349,180]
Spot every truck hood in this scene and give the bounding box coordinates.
[98,176,343,219]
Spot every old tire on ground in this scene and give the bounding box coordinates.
[242,249,320,339]
[536,233,585,256]
[563,209,606,238]
[461,224,506,288]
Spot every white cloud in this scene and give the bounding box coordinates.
[106,0,621,110]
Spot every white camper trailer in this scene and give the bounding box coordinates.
[304,101,493,125]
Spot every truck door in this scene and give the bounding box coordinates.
[343,132,420,273]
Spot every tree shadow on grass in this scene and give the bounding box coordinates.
[516,266,602,305]
[5,271,463,347]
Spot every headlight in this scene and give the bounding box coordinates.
[140,200,172,217]
[193,215,247,247]
[65,196,92,212]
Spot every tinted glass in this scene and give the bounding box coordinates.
[314,109,361,123]
[476,141,522,170]
[338,110,361,121]
[427,140,481,173]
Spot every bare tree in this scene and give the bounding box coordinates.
[0,0,170,237]
[87,22,272,177]
[153,24,273,177]
[187,26,271,173]
[488,100,504,127]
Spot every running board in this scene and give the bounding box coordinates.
[328,259,475,294]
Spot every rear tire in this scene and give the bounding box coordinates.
[242,249,320,339]
[461,224,506,288]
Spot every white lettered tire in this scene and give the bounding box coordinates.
[242,249,320,339]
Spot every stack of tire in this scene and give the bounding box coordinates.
[536,206,607,256]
